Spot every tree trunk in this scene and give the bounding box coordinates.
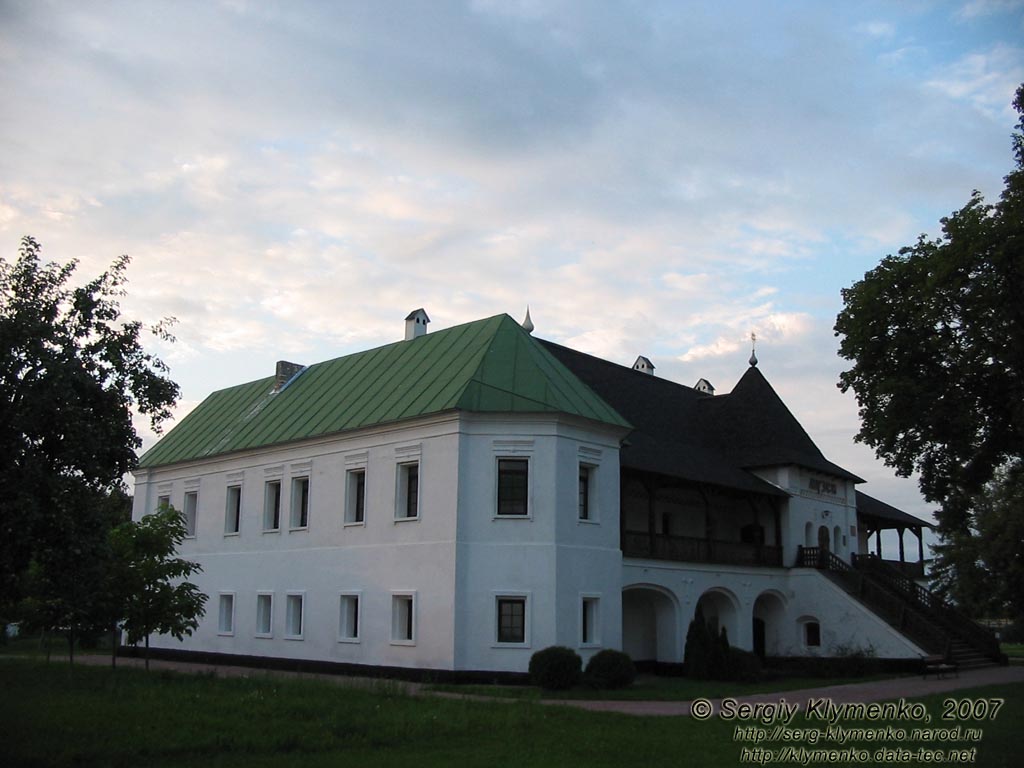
[111,623,118,670]
[145,634,150,671]
[68,627,75,674]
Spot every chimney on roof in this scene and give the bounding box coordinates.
[632,356,655,375]
[405,308,430,341]
[274,360,304,392]
[694,378,715,395]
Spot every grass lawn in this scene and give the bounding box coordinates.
[427,672,904,702]
[1001,643,1024,660]
[1,659,1021,767]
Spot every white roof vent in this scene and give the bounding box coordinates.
[694,378,715,395]
[404,308,430,340]
[632,356,655,375]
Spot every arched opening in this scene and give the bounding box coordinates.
[804,521,814,547]
[622,585,680,663]
[833,525,842,554]
[696,588,740,647]
[817,525,830,553]
[752,591,786,658]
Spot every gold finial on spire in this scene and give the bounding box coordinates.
[749,331,758,367]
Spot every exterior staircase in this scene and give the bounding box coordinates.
[796,547,1005,668]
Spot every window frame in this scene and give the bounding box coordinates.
[263,480,282,532]
[805,621,821,648]
[580,594,601,648]
[284,591,305,640]
[217,592,235,636]
[495,457,530,518]
[493,592,530,648]
[183,490,198,538]
[255,592,273,638]
[290,475,310,530]
[578,463,600,523]
[345,468,367,526]
[395,462,420,521]
[390,591,417,645]
[224,485,242,535]
[338,591,361,643]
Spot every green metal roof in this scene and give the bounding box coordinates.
[138,314,630,468]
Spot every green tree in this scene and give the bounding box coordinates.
[0,236,179,616]
[835,84,1024,613]
[931,464,1024,620]
[683,605,712,679]
[110,506,206,670]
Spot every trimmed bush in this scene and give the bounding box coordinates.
[584,649,636,689]
[726,649,763,682]
[529,646,582,690]
[683,605,712,679]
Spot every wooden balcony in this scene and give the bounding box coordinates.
[622,530,784,568]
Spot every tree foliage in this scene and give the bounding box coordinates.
[0,236,179,611]
[835,85,1024,534]
[931,463,1024,619]
[110,506,206,669]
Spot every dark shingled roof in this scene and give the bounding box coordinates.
[697,365,864,483]
[856,491,933,530]
[539,340,786,497]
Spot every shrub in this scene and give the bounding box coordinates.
[529,646,582,690]
[726,649,762,682]
[584,649,636,689]
[683,605,712,679]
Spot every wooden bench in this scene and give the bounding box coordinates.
[921,655,959,679]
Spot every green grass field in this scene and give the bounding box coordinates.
[1001,643,1024,660]
[427,672,902,701]
[1,659,1020,767]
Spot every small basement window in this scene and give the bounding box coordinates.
[285,593,304,639]
[255,593,273,638]
[218,593,235,636]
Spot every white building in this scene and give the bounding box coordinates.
[132,311,999,676]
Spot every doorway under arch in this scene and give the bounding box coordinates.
[622,585,680,663]
[696,588,740,647]
[752,591,787,658]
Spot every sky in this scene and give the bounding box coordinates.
[2,0,1022,553]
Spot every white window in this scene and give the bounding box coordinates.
[285,593,304,639]
[578,464,596,521]
[396,463,419,520]
[218,593,235,636]
[183,491,198,538]
[338,593,361,643]
[345,469,366,525]
[157,494,170,513]
[495,594,529,646]
[290,476,310,529]
[390,592,416,644]
[496,458,529,516]
[580,596,600,647]
[255,593,273,638]
[264,480,281,531]
[225,485,241,535]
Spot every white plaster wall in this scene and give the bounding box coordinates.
[750,467,858,565]
[133,415,462,670]
[621,559,925,661]
[452,414,626,672]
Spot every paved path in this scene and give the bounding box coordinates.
[20,654,1024,718]
[542,665,1024,717]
